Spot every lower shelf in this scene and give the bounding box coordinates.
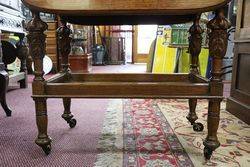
[36,73,218,99]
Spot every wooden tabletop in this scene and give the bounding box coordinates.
[22,0,231,25]
[22,0,230,15]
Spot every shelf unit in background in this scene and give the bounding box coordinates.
[226,0,250,124]
[46,21,58,72]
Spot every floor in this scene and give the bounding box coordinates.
[91,63,147,73]
[0,64,235,167]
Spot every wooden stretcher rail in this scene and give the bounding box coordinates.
[59,73,191,83]
[46,73,207,83]
[45,82,209,97]
[32,95,223,99]
[44,73,209,97]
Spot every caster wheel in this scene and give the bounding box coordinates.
[6,110,12,117]
[42,144,51,155]
[69,119,77,128]
[193,122,204,132]
[204,147,213,160]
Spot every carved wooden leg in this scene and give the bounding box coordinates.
[204,8,231,160]
[187,99,204,132]
[26,11,50,155]
[34,98,52,155]
[62,98,77,128]
[0,70,12,117]
[57,18,72,73]
[57,19,76,128]
[204,99,221,160]
[187,15,204,132]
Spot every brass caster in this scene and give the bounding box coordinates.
[42,144,51,155]
[68,119,77,128]
[193,122,204,132]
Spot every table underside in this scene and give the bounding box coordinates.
[61,14,196,25]
[34,73,222,99]
[22,0,230,25]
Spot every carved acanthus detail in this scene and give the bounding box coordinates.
[188,14,204,74]
[57,19,72,72]
[207,9,231,81]
[26,11,48,81]
[207,10,231,59]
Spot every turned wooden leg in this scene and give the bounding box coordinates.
[187,15,204,132]
[203,99,221,160]
[204,8,231,160]
[34,98,52,155]
[62,98,77,128]
[187,99,204,132]
[26,11,50,155]
[0,70,12,117]
[187,99,198,125]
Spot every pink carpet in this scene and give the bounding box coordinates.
[1,64,147,166]
[0,84,108,167]
[1,65,234,166]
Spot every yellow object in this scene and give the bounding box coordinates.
[178,48,209,77]
[151,25,209,76]
[199,49,209,77]
[147,39,156,72]
[152,26,177,73]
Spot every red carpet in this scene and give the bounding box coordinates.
[95,99,249,167]
[1,87,249,166]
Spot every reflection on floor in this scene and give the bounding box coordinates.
[91,63,147,73]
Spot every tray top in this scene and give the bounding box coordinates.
[22,0,230,15]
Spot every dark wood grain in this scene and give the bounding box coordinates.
[204,8,231,160]
[22,0,230,15]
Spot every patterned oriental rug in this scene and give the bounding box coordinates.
[94,99,250,167]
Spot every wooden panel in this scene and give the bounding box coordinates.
[227,43,250,124]
[46,46,57,54]
[227,97,250,124]
[230,43,250,105]
[45,21,58,72]
[242,0,250,28]
[236,54,250,94]
[236,0,250,40]
[134,54,148,63]
[69,54,92,72]
[46,38,57,45]
[45,31,56,38]
[47,22,57,30]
